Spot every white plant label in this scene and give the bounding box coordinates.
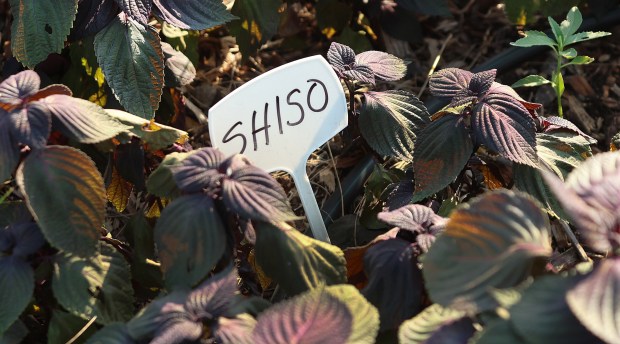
[209,55,347,243]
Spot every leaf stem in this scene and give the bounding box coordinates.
[0,187,14,205]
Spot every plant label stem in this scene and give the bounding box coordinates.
[209,56,348,242]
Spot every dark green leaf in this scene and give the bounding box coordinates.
[146,151,194,198]
[0,116,19,183]
[548,16,564,45]
[360,90,429,160]
[48,310,98,344]
[0,319,28,344]
[154,194,227,290]
[0,257,33,335]
[398,304,470,344]
[252,287,352,344]
[1,222,45,258]
[16,146,105,257]
[124,215,162,291]
[152,0,236,30]
[413,115,473,201]
[255,222,346,295]
[229,0,280,56]
[362,239,423,330]
[423,190,552,312]
[510,275,602,343]
[567,258,620,344]
[86,323,134,344]
[9,0,79,68]
[43,95,132,144]
[52,243,134,324]
[94,15,164,119]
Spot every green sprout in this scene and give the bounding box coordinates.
[510,6,611,117]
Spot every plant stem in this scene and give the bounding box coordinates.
[555,56,563,117]
[0,187,14,205]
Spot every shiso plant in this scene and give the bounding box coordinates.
[0,2,618,344]
[510,6,611,117]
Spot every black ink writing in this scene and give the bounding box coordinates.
[286,89,304,126]
[252,104,271,151]
[223,121,247,153]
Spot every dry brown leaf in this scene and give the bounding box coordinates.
[106,167,133,212]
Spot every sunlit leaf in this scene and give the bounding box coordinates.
[327,42,356,72]
[9,0,78,68]
[17,146,105,257]
[170,147,225,193]
[567,258,620,344]
[362,239,423,330]
[398,304,472,344]
[541,115,596,143]
[512,75,552,88]
[216,314,257,344]
[107,167,132,213]
[473,92,538,166]
[42,95,132,144]
[161,42,196,87]
[8,102,51,149]
[255,222,346,295]
[510,30,556,48]
[0,70,40,106]
[154,194,227,290]
[560,6,582,37]
[378,204,447,252]
[94,14,164,118]
[86,323,134,344]
[468,69,496,96]
[565,31,611,46]
[153,0,236,30]
[514,132,591,219]
[355,51,407,81]
[423,190,552,312]
[429,68,472,99]
[222,165,296,223]
[326,285,379,344]
[53,243,134,324]
[413,115,473,201]
[543,152,620,253]
[0,257,33,335]
[104,109,188,150]
[360,91,429,160]
[252,287,352,344]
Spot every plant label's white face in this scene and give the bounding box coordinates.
[209,55,347,242]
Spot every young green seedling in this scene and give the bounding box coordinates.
[510,6,610,117]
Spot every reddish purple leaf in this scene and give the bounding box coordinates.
[343,64,376,84]
[567,258,620,344]
[253,288,352,344]
[429,68,473,98]
[472,92,538,167]
[542,116,596,144]
[386,180,414,210]
[161,42,196,87]
[221,165,296,223]
[186,268,238,320]
[216,315,256,344]
[468,69,496,96]
[377,204,446,234]
[170,147,225,193]
[362,239,423,330]
[8,103,51,149]
[327,42,356,73]
[0,70,40,107]
[488,82,541,119]
[152,0,236,30]
[0,116,19,182]
[127,291,187,340]
[355,51,407,81]
[114,0,152,24]
[413,115,474,201]
[543,152,620,253]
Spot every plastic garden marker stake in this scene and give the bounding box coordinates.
[209,56,347,243]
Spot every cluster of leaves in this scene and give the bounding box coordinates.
[510,7,610,117]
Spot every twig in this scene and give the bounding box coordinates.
[326,142,345,217]
[559,220,589,262]
[418,33,453,98]
[66,316,97,344]
[0,186,14,204]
